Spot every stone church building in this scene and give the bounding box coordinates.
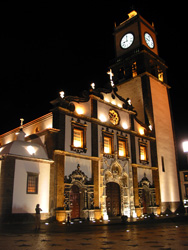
[0,11,181,222]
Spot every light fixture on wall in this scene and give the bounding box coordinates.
[111,100,116,105]
[104,97,110,103]
[182,141,188,164]
[99,114,107,122]
[26,146,36,155]
[182,141,188,153]
[139,128,145,135]
[75,106,84,115]
[122,122,128,129]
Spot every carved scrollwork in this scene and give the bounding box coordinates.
[68,164,88,184]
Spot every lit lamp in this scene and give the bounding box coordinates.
[139,128,145,135]
[91,83,95,90]
[182,141,188,163]
[75,106,84,115]
[26,146,36,155]
[59,91,65,99]
[182,140,188,213]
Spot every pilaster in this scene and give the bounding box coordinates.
[54,153,65,209]
[92,160,99,208]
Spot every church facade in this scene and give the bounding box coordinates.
[0,11,181,222]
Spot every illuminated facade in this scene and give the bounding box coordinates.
[0,11,181,222]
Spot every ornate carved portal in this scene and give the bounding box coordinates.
[101,152,136,220]
[64,164,94,220]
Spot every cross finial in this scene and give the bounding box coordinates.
[107,69,115,87]
[20,118,24,127]
[107,69,114,81]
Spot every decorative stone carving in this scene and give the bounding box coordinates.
[68,164,88,184]
[64,164,94,220]
[101,152,136,219]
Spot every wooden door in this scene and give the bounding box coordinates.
[106,182,121,217]
[70,185,80,219]
[142,189,147,214]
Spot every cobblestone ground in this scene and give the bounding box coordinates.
[0,221,188,250]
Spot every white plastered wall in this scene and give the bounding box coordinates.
[12,159,50,214]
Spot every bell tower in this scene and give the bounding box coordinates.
[114,10,158,58]
[110,11,181,213]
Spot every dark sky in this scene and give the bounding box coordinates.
[0,1,188,169]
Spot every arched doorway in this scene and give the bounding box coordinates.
[70,185,80,219]
[106,182,121,217]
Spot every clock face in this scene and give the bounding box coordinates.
[109,109,120,125]
[144,33,154,49]
[120,33,134,49]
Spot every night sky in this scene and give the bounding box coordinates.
[1,1,188,169]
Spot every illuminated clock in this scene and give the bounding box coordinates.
[120,33,134,49]
[144,33,154,49]
[109,110,120,125]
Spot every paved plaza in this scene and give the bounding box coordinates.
[0,219,188,250]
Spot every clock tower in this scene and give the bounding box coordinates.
[115,10,158,57]
[110,11,181,213]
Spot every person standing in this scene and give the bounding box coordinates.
[35,204,42,231]
[67,213,70,225]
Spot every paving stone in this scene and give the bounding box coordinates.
[0,221,188,249]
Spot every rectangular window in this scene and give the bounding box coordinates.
[73,128,83,148]
[104,136,112,154]
[117,136,129,157]
[71,121,87,153]
[119,140,125,156]
[185,184,188,198]
[102,130,114,155]
[132,61,137,77]
[158,69,164,82]
[184,172,188,181]
[161,156,165,172]
[27,173,38,194]
[140,145,147,161]
[139,140,148,163]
